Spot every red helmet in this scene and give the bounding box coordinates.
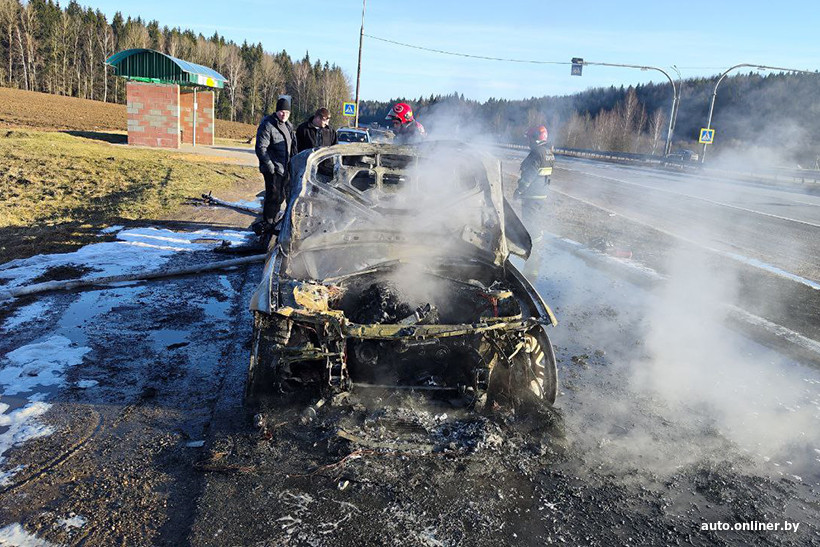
[526,125,548,143]
[386,102,414,124]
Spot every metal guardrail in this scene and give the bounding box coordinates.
[553,146,664,164]
[496,143,820,185]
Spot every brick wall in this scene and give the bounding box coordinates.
[126,81,180,148]
[180,90,215,146]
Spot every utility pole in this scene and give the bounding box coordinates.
[571,57,680,156]
[354,0,367,128]
[700,63,814,163]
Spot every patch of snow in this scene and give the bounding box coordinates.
[0,464,24,487]
[0,227,254,290]
[98,225,124,235]
[75,380,98,389]
[0,523,59,547]
[235,198,263,211]
[0,401,53,479]
[1,336,90,396]
[57,515,86,529]
[1,300,50,332]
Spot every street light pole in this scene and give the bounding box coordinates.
[667,65,682,156]
[574,59,679,156]
[700,63,814,163]
[354,0,367,128]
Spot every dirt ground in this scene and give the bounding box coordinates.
[1,152,818,546]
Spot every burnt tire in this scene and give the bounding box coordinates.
[488,327,557,406]
[244,314,281,402]
[521,327,557,405]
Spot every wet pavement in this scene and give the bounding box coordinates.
[0,221,817,545]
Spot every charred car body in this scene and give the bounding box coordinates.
[248,141,558,406]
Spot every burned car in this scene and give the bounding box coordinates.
[248,141,558,406]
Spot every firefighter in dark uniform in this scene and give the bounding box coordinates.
[515,125,554,277]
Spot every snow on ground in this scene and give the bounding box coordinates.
[0,226,252,487]
[0,523,59,547]
[0,401,52,485]
[57,515,86,530]
[1,300,50,331]
[235,197,263,211]
[1,336,90,396]
[0,227,253,290]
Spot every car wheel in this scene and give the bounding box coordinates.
[488,327,557,406]
[519,328,557,404]
[244,314,281,402]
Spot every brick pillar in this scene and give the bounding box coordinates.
[126,81,180,148]
[180,89,215,146]
[197,91,215,146]
[180,90,194,145]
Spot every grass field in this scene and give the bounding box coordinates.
[0,129,258,263]
[0,87,264,264]
[0,87,257,140]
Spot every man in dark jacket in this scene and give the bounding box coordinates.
[295,107,338,152]
[255,96,297,229]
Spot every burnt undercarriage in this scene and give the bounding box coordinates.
[247,262,557,406]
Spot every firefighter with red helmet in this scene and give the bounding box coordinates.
[516,125,555,277]
[386,102,426,143]
[516,125,553,199]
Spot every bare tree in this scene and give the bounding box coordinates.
[15,1,37,91]
[291,58,312,118]
[165,30,180,58]
[221,45,244,121]
[98,24,114,102]
[648,108,667,155]
[196,36,218,71]
[258,54,283,117]
[592,109,618,151]
[560,111,589,149]
[83,15,97,99]
[0,0,16,84]
[121,21,148,50]
[316,66,350,121]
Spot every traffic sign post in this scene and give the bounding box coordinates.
[343,102,357,117]
[699,128,715,145]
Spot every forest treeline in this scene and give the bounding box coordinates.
[1,0,817,163]
[361,71,820,164]
[0,0,351,124]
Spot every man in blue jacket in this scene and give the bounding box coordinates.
[255,96,297,232]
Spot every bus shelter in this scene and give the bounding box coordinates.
[105,49,227,148]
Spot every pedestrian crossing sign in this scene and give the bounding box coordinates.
[343,102,356,117]
[699,128,715,144]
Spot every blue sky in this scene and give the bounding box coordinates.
[98,1,817,101]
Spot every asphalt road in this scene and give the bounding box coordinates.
[544,155,820,284]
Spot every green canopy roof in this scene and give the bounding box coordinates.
[105,49,226,89]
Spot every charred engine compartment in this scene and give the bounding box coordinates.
[336,267,523,391]
[248,262,555,405]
